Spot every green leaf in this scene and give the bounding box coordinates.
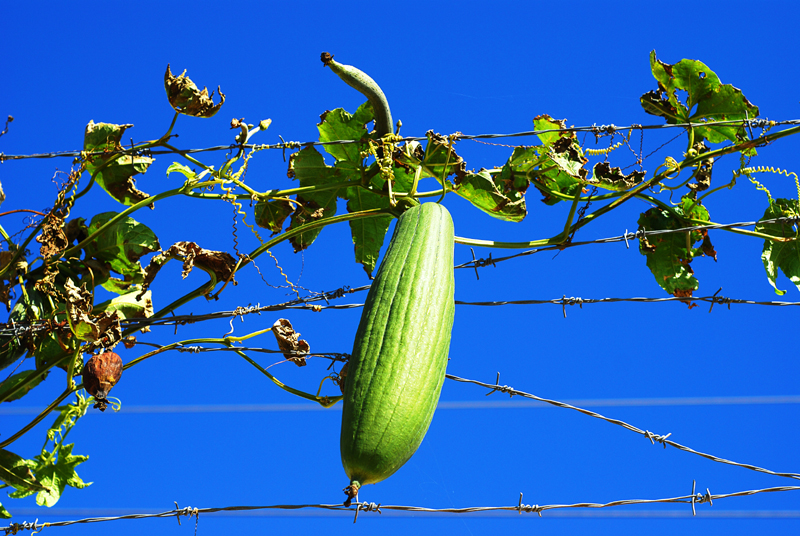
[84,212,160,278]
[166,162,196,180]
[453,169,528,222]
[254,199,294,234]
[637,196,714,297]
[93,290,153,320]
[344,186,393,277]
[0,448,48,493]
[317,102,374,163]
[755,199,800,295]
[83,121,154,205]
[0,502,10,519]
[286,147,344,251]
[641,51,759,151]
[531,116,587,205]
[422,132,467,184]
[2,289,53,371]
[34,443,91,507]
[0,369,49,403]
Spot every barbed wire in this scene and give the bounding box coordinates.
[2,288,800,340]
[2,484,799,532]
[446,374,800,481]
[0,214,796,340]
[455,216,800,272]
[0,118,794,162]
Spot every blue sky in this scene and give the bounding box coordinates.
[2,1,799,534]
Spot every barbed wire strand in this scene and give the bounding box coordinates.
[2,484,799,532]
[454,216,800,271]
[445,373,800,481]
[3,289,800,340]
[1,215,797,337]
[0,118,793,162]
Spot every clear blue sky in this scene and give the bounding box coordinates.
[2,1,799,534]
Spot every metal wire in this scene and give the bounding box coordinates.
[0,118,794,162]
[454,216,800,271]
[2,289,800,340]
[2,484,799,531]
[445,374,800,481]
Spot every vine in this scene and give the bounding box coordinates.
[0,51,799,518]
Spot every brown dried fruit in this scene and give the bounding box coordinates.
[82,352,123,411]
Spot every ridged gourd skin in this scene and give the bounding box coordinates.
[340,203,455,494]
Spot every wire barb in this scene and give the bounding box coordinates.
[518,492,543,516]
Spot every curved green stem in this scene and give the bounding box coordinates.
[455,188,582,249]
[247,208,391,263]
[0,388,74,449]
[0,352,72,404]
[234,348,341,408]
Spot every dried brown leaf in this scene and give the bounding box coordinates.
[272,318,310,367]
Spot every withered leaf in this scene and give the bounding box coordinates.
[164,65,225,118]
[36,215,68,259]
[142,242,237,294]
[272,318,310,367]
[63,279,122,345]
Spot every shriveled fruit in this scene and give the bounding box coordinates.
[82,352,123,411]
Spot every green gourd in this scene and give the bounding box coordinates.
[340,202,455,504]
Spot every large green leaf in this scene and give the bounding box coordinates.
[317,101,374,162]
[32,443,91,507]
[83,121,154,205]
[286,147,344,251]
[641,51,759,150]
[83,212,160,293]
[638,196,715,297]
[755,199,800,295]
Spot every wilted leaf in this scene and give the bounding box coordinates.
[755,198,800,295]
[143,242,238,292]
[164,65,225,118]
[36,214,69,259]
[63,279,122,344]
[272,318,310,367]
[83,121,154,205]
[531,115,588,204]
[166,162,196,180]
[589,162,645,191]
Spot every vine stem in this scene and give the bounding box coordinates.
[232,348,342,408]
[0,388,73,449]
